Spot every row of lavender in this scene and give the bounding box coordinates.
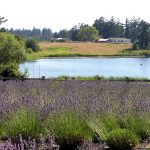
[0,80,150,149]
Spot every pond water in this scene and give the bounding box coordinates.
[19,57,150,79]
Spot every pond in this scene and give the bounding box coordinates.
[19,57,150,79]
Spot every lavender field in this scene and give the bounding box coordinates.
[0,80,150,150]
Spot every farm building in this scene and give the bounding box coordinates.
[108,38,131,43]
[97,38,131,43]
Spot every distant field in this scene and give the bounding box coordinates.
[28,42,150,60]
[39,42,132,56]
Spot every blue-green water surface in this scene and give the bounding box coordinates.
[19,58,150,78]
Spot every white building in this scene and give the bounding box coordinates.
[97,38,131,43]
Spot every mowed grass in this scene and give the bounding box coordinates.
[26,42,132,60]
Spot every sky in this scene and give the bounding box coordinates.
[1,0,150,32]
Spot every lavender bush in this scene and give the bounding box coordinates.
[0,80,150,149]
[0,133,59,150]
[44,111,94,150]
[3,108,43,141]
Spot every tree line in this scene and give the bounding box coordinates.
[0,15,150,78]
[1,16,150,49]
[8,28,53,41]
[7,25,99,42]
[93,17,150,49]
[0,16,41,78]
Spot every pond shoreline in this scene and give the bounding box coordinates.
[26,55,148,62]
[1,76,150,82]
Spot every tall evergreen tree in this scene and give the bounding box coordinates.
[93,17,105,37]
[42,28,53,40]
[93,17,124,38]
[32,27,41,39]
[53,32,59,38]
[125,18,129,38]
[70,26,79,41]
[138,20,150,49]
[128,18,141,42]
[58,29,69,38]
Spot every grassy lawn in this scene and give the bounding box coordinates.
[27,42,133,60]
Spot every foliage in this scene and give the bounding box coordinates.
[93,16,150,49]
[77,25,99,41]
[41,28,53,40]
[125,18,150,50]
[0,28,7,32]
[121,49,150,57]
[3,108,42,141]
[7,16,150,47]
[0,80,150,149]
[26,48,33,53]
[137,20,150,49]
[88,114,140,149]
[93,17,124,38]
[107,129,139,150]
[53,32,59,38]
[25,39,40,52]
[57,29,69,38]
[88,113,122,142]
[0,32,26,64]
[123,113,150,139]
[0,63,27,78]
[44,111,94,150]
[124,17,141,42]
[0,16,7,26]
[70,26,79,41]
[0,32,27,78]
[9,27,53,41]
[132,43,139,50]
[55,75,149,81]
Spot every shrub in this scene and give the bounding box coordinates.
[0,32,26,64]
[0,123,3,138]
[0,63,27,78]
[44,111,94,150]
[87,114,121,141]
[26,48,33,53]
[132,43,139,50]
[25,39,40,52]
[107,129,139,150]
[3,108,42,141]
[123,113,150,139]
[94,75,104,80]
[139,51,150,57]
[87,114,140,149]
